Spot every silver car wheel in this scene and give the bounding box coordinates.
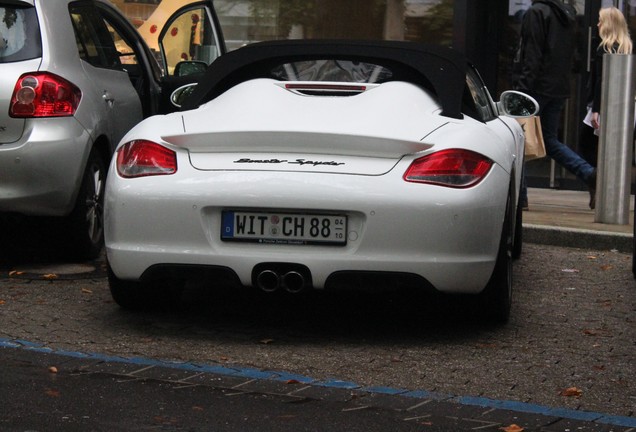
[85,165,104,245]
[65,148,106,260]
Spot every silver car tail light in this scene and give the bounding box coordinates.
[403,149,493,188]
[116,140,178,178]
[9,72,81,118]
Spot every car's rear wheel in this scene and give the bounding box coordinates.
[480,185,514,324]
[65,148,105,261]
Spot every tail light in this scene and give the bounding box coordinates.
[403,149,492,188]
[117,140,177,178]
[10,72,81,118]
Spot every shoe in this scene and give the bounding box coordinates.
[586,168,596,210]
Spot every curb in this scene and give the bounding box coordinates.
[523,224,633,253]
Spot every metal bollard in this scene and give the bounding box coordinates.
[595,54,635,225]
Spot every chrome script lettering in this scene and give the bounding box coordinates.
[234,158,288,164]
[234,158,345,166]
[290,159,345,166]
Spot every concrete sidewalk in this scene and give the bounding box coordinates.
[523,187,634,253]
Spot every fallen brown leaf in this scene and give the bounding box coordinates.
[0,300,5,305]
[600,264,613,271]
[153,416,177,425]
[8,270,24,276]
[43,273,58,280]
[81,288,93,294]
[500,424,524,432]
[476,343,497,348]
[48,366,58,374]
[286,379,300,384]
[560,387,583,397]
[260,338,274,344]
[45,388,61,398]
[191,406,204,412]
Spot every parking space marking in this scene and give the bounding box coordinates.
[2,337,635,429]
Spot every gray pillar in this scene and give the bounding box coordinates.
[383,0,405,40]
[595,54,635,225]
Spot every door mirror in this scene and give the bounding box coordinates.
[174,60,207,77]
[497,91,539,117]
[171,83,198,108]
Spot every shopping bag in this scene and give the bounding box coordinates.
[517,116,546,161]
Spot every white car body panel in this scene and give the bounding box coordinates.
[106,158,510,293]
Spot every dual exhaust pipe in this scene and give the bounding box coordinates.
[254,268,309,293]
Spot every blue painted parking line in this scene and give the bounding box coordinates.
[2,338,635,428]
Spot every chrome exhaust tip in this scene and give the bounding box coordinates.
[282,271,305,293]
[256,270,280,292]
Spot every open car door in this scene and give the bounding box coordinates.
[140,0,225,113]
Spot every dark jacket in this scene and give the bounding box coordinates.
[589,44,619,112]
[512,0,577,98]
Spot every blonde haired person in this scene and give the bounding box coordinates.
[589,7,633,130]
[580,6,632,209]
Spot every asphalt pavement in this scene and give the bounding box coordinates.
[1,186,635,431]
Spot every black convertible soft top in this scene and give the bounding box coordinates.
[181,39,468,119]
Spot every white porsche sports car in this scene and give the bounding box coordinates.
[105,40,538,323]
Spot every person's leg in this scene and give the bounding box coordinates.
[538,97,595,185]
[579,123,598,167]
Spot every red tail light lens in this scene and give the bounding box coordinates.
[10,73,81,118]
[117,140,177,178]
[403,149,492,188]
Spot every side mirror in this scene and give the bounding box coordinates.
[497,91,539,117]
[171,83,198,108]
[174,60,207,77]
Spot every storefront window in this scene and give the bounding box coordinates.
[112,1,456,51]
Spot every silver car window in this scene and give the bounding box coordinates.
[270,60,393,83]
[465,67,496,122]
[70,4,122,69]
[0,5,41,63]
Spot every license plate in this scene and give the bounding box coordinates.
[221,211,347,245]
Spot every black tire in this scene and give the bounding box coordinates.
[65,148,106,261]
[512,197,523,259]
[481,186,514,324]
[108,262,147,310]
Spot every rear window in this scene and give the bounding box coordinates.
[0,5,41,63]
[270,60,393,83]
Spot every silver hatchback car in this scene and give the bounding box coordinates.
[0,0,224,259]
